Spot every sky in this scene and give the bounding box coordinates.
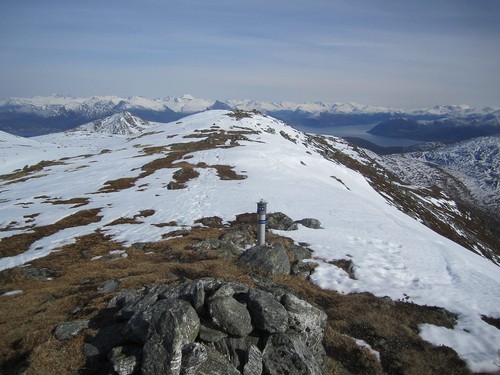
[0,0,499,108]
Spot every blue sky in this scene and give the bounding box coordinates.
[0,0,499,108]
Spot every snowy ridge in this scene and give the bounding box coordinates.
[0,110,499,372]
[0,130,50,174]
[74,111,153,135]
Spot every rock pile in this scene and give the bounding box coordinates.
[74,278,328,375]
[266,213,322,231]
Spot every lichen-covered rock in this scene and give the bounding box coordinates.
[213,335,260,370]
[196,345,240,375]
[220,224,255,250]
[142,299,200,375]
[108,345,142,375]
[289,244,313,262]
[122,299,174,344]
[117,284,177,320]
[267,212,298,231]
[209,282,249,300]
[87,278,328,375]
[263,333,322,375]
[208,296,253,337]
[246,289,288,333]
[296,218,322,229]
[53,320,89,340]
[198,324,228,343]
[192,238,221,250]
[281,292,328,359]
[237,244,290,276]
[181,342,208,375]
[107,289,139,309]
[243,345,263,375]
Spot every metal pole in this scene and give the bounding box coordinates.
[257,199,267,246]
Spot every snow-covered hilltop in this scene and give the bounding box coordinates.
[0,110,499,372]
[73,112,154,135]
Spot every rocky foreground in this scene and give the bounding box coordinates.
[64,277,328,375]
[53,232,330,375]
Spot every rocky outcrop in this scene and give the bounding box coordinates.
[77,278,328,374]
[267,212,298,231]
[267,212,322,231]
[53,320,90,340]
[296,218,322,229]
[237,244,291,277]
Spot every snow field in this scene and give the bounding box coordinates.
[0,110,499,372]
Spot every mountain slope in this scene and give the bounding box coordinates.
[73,111,153,135]
[0,110,499,372]
[380,136,500,213]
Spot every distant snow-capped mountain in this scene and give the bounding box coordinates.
[0,94,399,115]
[74,112,153,135]
[1,95,499,141]
[3,94,497,117]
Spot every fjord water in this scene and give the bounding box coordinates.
[294,123,423,147]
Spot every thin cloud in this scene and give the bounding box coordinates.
[0,0,499,107]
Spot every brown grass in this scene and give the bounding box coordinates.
[140,145,169,156]
[104,217,141,226]
[99,177,139,192]
[481,315,500,330]
[226,109,255,120]
[273,274,468,375]
[0,216,471,375]
[0,209,102,258]
[89,132,254,194]
[211,164,247,180]
[41,197,89,208]
[0,227,253,374]
[0,161,66,182]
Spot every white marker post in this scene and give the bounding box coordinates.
[257,199,268,246]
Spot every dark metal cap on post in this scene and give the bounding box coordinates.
[257,199,267,246]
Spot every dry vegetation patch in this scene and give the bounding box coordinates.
[0,161,66,183]
[481,315,500,330]
[94,132,252,193]
[274,275,467,375]
[40,197,89,208]
[0,217,471,374]
[99,177,139,193]
[211,164,247,180]
[139,145,169,156]
[226,109,262,120]
[104,217,142,226]
[0,209,102,258]
[328,258,356,279]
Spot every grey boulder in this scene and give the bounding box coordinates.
[237,243,290,276]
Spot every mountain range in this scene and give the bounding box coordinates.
[1,109,499,373]
[1,95,499,141]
